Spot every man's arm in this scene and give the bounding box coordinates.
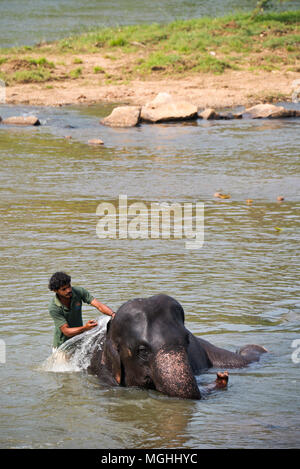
[60,319,97,338]
[59,298,115,339]
[90,298,115,318]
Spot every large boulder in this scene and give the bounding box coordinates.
[140,93,198,123]
[245,103,300,119]
[100,106,141,127]
[2,115,40,126]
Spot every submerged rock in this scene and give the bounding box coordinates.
[100,106,141,127]
[214,192,231,199]
[2,115,40,126]
[140,93,198,123]
[199,108,220,120]
[245,103,300,119]
[222,112,243,120]
[198,108,243,120]
[88,139,104,145]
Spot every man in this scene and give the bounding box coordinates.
[48,271,115,350]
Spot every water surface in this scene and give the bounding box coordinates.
[0,103,299,448]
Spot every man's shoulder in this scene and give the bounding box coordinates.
[72,285,94,304]
[48,294,64,311]
[48,295,57,310]
[48,296,63,318]
[72,285,85,296]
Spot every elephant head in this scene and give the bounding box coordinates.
[100,294,201,399]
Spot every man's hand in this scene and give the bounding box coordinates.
[60,320,97,338]
[84,319,98,331]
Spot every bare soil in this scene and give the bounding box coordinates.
[4,51,299,109]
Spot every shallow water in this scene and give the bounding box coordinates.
[1,0,299,48]
[0,102,300,448]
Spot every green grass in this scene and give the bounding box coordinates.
[69,67,82,78]
[0,10,299,83]
[0,56,55,84]
[26,57,55,68]
[137,52,184,71]
[55,10,300,76]
[12,69,52,83]
[30,10,299,55]
[73,57,83,64]
[263,33,300,49]
[94,65,105,73]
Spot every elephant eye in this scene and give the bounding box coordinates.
[136,345,149,361]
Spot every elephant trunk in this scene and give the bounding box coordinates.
[152,346,201,400]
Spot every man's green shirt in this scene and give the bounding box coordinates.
[49,286,94,348]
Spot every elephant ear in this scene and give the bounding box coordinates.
[101,336,122,385]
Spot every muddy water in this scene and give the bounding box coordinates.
[0,103,300,448]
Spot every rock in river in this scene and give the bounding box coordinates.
[198,108,243,120]
[245,104,300,119]
[88,139,104,145]
[2,115,40,126]
[100,106,141,127]
[140,93,198,123]
[198,108,220,120]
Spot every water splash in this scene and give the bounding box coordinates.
[41,316,109,373]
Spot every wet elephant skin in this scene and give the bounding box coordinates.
[89,294,267,399]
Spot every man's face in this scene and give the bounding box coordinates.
[55,283,72,299]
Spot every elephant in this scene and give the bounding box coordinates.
[89,294,267,400]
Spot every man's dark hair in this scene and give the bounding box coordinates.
[48,271,71,291]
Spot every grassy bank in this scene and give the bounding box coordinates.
[0,10,299,86]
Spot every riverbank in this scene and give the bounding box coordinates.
[4,69,299,108]
[1,11,299,108]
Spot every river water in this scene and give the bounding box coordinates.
[0,102,299,448]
